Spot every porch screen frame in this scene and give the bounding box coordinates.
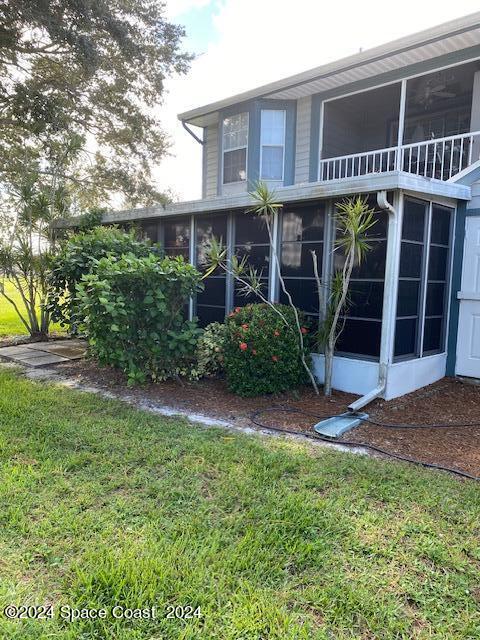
[393,196,455,362]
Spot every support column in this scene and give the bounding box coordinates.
[317,101,325,181]
[268,210,281,303]
[189,215,195,321]
[225,212,235,313]
[469,70,480,162]
[396,79,407,171]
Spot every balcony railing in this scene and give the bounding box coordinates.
[319,131,480,182]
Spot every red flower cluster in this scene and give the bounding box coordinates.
[239,342,248,351]
[273,329,280,337]
[301,327,308,335]
[271,355,278,362]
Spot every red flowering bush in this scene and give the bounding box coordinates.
[223,303,312,396]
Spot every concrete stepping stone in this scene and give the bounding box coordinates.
[0,346,36,357]
[0,339,86,367]
[11,352,69,367]
[43,344,86,359]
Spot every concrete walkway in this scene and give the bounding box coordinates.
[0,339,86,367]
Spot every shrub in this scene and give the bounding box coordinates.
[192,321,228,379]
[223,303,312,396]
[77,253,203,385]
[47,226,158,331]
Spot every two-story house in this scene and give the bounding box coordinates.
[95,12,480,403]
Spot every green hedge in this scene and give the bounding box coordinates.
[77,253,202,384]
[47,226,157,330]
[223,303,312,396]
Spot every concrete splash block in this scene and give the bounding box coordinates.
[313,412,368,438]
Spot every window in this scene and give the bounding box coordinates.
[222,113,248,184]
[423,204,452,354]
[394,198,453,359]
[260,110,285,181]
[279,205,325,314]
[334,200,388,359]
[195,215,228,326]
[141,222,159,243]
[233,213,270,306]
[163,218,190,260]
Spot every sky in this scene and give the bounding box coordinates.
[158,0,480,202]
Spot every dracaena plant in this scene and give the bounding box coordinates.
[320,196,377,396]
[203,181,320,395]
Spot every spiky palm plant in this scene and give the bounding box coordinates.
[322,196,377,396]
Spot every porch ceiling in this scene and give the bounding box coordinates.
[179,13,480,128]
[56,172,471,227]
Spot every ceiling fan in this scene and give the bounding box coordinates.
[412,73,456,108]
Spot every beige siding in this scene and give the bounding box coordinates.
[295,96,311,184]
[204,125,218,198]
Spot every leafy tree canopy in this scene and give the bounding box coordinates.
[0,0,192,208]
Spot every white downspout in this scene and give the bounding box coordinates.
[348,190,399,412]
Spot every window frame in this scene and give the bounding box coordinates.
[222,112,249,185]
[333,199,389,362]
[260,109,286,182]
[194,213,229,325]
[233,211,272,306]
[279,203,327,316]
[393,196,455,362]
[420,202,455,357]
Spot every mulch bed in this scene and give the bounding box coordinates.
[50,358,480,479]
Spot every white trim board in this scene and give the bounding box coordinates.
[56,172,471,228]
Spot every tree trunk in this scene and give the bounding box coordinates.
[323,246,355,397]
[324,343,334,397]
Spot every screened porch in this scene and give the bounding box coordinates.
[319,60,480,183]
[140,192,455,368]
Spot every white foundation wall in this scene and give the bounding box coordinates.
[311,354,380,396]
[311,352,447,400]
[384,353,447,400]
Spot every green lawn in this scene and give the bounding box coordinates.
[0,281,63,336]
[0,368,479,639]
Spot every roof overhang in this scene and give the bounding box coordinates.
[179,12,480,128]
[55,173,471,227]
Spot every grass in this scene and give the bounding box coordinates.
[0,368,479,639]
[0,281,63,337]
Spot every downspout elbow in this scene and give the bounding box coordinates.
[181,121,205,145]
[377,190,395,216]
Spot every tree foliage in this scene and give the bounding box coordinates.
[0,0,192,207]
[0,163,73,337]
[47,226,159,331]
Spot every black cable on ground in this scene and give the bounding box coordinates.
[250,407,480,482]
[358,416,480,429]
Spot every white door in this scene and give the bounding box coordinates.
[456,216,480,378]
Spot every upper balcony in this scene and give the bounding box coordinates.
[318,60,480,184]
[319,130,480,182]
